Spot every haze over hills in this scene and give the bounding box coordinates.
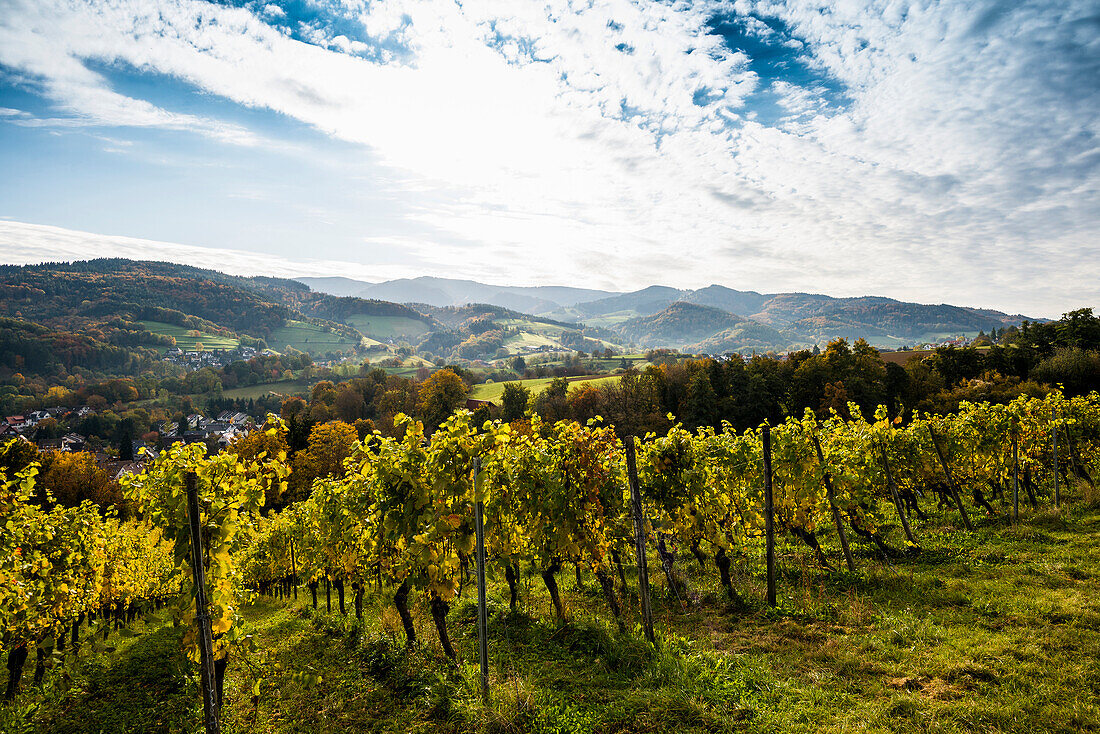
[0,259,1041,377]
[298,276,616,315]
[618,302,789,353]
[300,275,1033,350]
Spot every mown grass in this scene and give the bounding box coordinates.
[343,315,431,341]
[6,493,1100,734]
[221,378,313,400]
[138,320,239,352]
[469,375,623,402]
[268,320,363,355]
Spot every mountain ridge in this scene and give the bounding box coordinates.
[298,274,1034,349]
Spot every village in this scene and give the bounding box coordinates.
[1,407,255,482]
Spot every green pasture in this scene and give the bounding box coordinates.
[220,378,313,400]
[469,373,623,402]
[138,320,239,352]
[268,320,360,355]
[343,315,431,340]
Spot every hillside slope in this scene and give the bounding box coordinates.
[617,302,786,352]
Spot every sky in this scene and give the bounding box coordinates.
[0,0,1097,318]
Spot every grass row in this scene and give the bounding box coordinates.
[468,375,623,402]
[8,486,1099,733]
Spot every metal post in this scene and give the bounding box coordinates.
[763,426,776,608]
[185,472,221,734]
[1052,406,1060,508]
[473,458,489,703]
[1012,432,1019,522]
[625,440,655,645]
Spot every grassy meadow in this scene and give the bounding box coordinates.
[220,378,314,400]
[9,486,1099,734]
[469,374,623,402]
[138,320,240,351]
[343,315,431,341]
[268,320,364,355]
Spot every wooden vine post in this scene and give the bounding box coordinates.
[624,440,655,645]
[1052,406,1060,508]
[289,540,297,601]
[880,443,919,549]
[185,472,221,734]
[927,426,974,531]
[811,433,855,573]
[762,426,776,608]
[473,458,489,703]
[1012,431,1020,522]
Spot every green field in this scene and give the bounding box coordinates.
[580,310,640,329]
[268,320,361,355]
[221,378,313,400]
[501,330,562,354]
[469,373,622,401]
[344,314,431,340]
[138,320,239,351]
[495,317,574,337]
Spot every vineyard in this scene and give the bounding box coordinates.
[3,391,1100,733]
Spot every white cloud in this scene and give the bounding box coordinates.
[0,0,1096,318]
[0,220,411,281]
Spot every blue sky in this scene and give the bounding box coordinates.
[0,0,1097,317]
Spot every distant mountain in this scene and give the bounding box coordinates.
[682,285,770,318]
[749,294,1016,338]
[569,285,1027,348]
[296,276,375,298]
[297,275,617,313]
[574,286,689,319]
[617,302,785,352]
[295,273,1035,352]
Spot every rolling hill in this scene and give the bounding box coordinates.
[617,302,788,353]
[294,274,1033,352]
[298,275,615,314]
[0,261,1038,366]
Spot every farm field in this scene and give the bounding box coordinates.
[501,330,562,354]
[267,320,363,355]
[14,500,1100,734]
[579,310,639,329]
[343,314,431,340]
[494,317,574,337]
[469,373,622,401]
[221,378,313,400]
[138,320,239,351]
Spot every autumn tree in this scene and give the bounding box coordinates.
[531,377,569,422]
[38,451,126,515]
[500,382,531,421]
[231,421,291,508]
[416,368,466,431]
[288,420,358,501]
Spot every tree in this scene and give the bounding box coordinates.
[416,369,466,431]
[38,451,125,514]
[334,384,366,422]
[288,420,359,501]
[281,396,307,421]
[683,370,718,429]
[531,377,569,422]
[500,382,531,421]
[0,438,39,475]
[1030,348,1100,396]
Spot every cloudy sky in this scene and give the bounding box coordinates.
[0,0,1097,317]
